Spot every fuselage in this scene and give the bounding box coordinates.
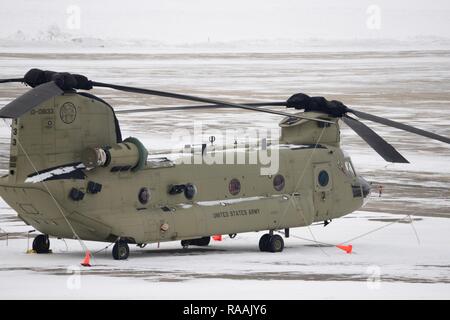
[0,92,369,244]
[0,143,367,244]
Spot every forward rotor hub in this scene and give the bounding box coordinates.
[286,93,349,117]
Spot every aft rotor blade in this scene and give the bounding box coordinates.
[349,109,450,144]
[91,81,332,124]
[342,115,409,163]
[0,81,63,118]
[0,78,24,84]
[115,101,287,114]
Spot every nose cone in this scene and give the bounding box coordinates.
[358,176,371,198]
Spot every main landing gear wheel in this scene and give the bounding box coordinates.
[194,236,211,246]
[32,234,50,253]
[259,234,271,252]
[181,236,211,248]
[112,240,129,260]
[259,234,284,253]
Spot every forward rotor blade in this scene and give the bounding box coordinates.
[342,115,409,163]
[115,101,287,114]
[349,109,450,144]
[0,78,24,84]
[0,81,63,118]
[91,81,332,124]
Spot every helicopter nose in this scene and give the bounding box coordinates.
[358,176,371,198]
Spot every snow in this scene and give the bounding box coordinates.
[2,0,450,54]
[0,207,449,299]
[24,163,85,183]
[2,37,450,55]
[0,45,449,299]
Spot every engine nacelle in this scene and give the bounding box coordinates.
[82,137,148,171]
[279,111,340,147]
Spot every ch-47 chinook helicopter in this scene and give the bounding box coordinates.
[0,69,449,261]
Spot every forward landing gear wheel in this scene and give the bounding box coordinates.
[32,234,50,253]
[259,234,284,252]
[112,240,129,260]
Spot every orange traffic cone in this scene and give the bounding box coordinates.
[212,235,222,241]
[80,250,91,267]
[336,244,353,254]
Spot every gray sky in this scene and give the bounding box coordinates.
[1,0,449,42]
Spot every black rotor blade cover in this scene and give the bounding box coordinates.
[342,115,409,163]
[349,109,450,144]
[0,81,63,118]
[286,93,349,117]
[24,68,92,90]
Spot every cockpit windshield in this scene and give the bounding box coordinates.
[344,158,356,177]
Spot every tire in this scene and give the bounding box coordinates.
[112,240,129,260]
[181,240,190,248]
[258,234,271,252]
[182,237,210,247]
[32,234,50,253]
[193,237,210,246]
[267,234,284,253]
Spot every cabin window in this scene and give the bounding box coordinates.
[318,170,329,187]
[273,174,285,191]
[344,159,356,177]
[228,178,241,196]
[184,183,197,200]
[138,187,150,204]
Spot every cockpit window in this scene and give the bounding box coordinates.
[344,159,356,177]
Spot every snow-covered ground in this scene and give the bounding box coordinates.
[0,195,449,299]
[0,48,449,299]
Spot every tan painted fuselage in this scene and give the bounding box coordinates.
[0,93,366,244]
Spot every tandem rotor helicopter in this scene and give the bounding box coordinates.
[0,68,449,261]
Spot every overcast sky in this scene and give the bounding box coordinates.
[1,0,449,42]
